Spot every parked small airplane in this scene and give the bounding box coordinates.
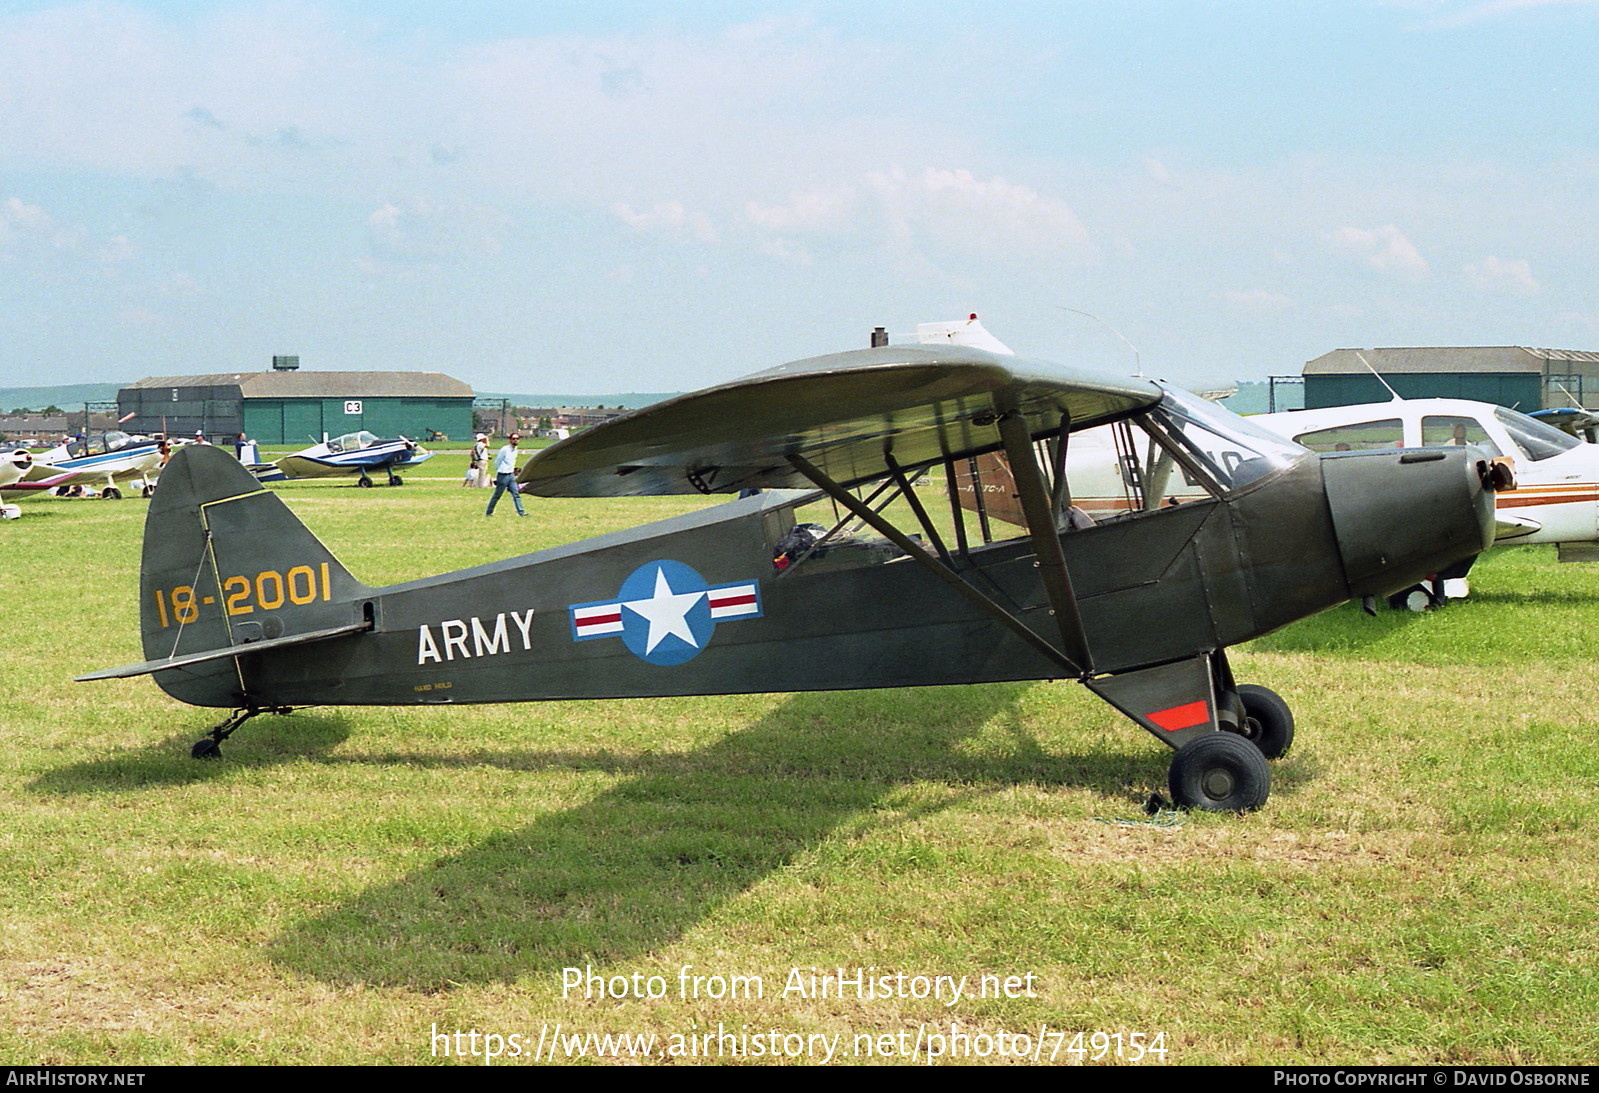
[30,431,163,499]
[80,342,1503,811]
[1253,397,1599,601]
[269,430,431,487]
[0,448,79,517]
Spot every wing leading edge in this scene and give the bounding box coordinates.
[519,345,1162,498]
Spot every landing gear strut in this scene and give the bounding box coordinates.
[190,705,294,759]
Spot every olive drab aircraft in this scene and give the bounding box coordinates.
[79,341,1506,812]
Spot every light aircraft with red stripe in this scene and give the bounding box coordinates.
[81,328,1506,813]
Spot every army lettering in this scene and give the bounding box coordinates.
[417,610,535,665]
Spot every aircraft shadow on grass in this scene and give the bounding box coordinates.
[265,683,1165,990]
[27,712,353,794]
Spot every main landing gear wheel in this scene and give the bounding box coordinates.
[101,487,122,500]
[387,473,403,486]
[141,483,155,498]
[356,474,373,488]
[1232,684,1295,760]
[1168,732,1270,812]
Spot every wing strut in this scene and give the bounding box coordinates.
[994,406,1094,673]
[786,452,1085,677]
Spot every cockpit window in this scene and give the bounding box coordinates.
[330,430,378,451]
[1148,387,1308,491]
[1295,418,1403,453]
[1422,416,1501,456]
[1494,407,1580,461]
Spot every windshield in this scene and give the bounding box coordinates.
[330,430,379,451]
[1495,407,1580,461]
[1150,387,1309,490]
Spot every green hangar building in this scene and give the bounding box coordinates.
[118,365,475,444]
[1304,346,1599,411]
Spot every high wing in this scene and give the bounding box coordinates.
[519,345,1161,497]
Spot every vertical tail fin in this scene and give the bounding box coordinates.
[139,445,370,707]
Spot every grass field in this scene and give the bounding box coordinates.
[3,454,1597,1065]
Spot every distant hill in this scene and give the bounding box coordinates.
[0,383,123,411]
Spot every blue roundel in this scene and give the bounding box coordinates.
[616,560,716,666]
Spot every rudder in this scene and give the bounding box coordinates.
[140,445,370,707]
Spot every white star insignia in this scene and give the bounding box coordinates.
[622,567,706,654]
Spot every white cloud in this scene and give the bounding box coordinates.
[864,167,1095,262]
[612,201,717,242]
[363,199,503,268]
[1143,156,1176,186]
[1464,255,1540,295]
[745,187,857,233]
[1327,224,1430,280]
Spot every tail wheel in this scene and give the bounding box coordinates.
[1232,684,1295,760]
[1169,732,1270,812]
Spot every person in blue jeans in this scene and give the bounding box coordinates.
[485,433,530,517]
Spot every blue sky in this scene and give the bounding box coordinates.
[2,0,1597,393]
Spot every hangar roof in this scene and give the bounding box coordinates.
[1306,347,1599,375]
[123,371,474,398]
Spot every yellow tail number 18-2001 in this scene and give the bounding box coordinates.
[153,563,332,627]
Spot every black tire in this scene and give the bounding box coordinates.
[388,474,403,486]
[1233,683,1295,760]
[357,476,373,489]
[191,738,222,760]
[1168,732,1270,812]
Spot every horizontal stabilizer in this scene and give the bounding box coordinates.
[76,621,370,681]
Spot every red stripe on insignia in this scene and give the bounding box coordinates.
[1147,700,1210,732]
[709,593,756,608]
[579,611,622,626]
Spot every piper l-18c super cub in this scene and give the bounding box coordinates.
[80,342,1503,811]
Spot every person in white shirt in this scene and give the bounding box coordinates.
[465,433,489,487]
[485,433,529,517]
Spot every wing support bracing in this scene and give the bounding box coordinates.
[785,452,1086,677]
[993,406,1094,673]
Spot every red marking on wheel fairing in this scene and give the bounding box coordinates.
[1148,700,1209,731]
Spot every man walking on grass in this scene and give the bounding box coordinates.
[485,433,530,518]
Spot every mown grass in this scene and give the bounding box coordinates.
[1,454,1596,1065]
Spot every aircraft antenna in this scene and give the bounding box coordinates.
[1354,351,1404,402]
[1057,306,1141,378]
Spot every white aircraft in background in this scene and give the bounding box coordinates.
[1253,397,1599,605]
[0,448,79,518]
[31,431,165,499]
